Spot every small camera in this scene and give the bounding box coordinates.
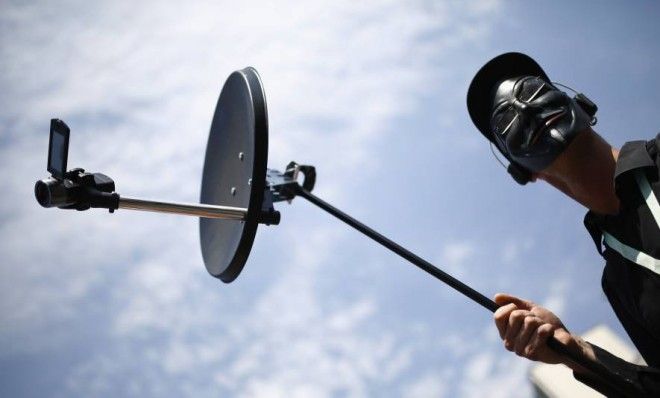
[35,119,118,210]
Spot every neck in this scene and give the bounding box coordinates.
[538,130,620,215]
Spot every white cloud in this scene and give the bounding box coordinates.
[541,278,568,316]
[327,299,376,332]
[0,0,511,396]
[500,237,535,265]
[459,351,531,398]
[63,225,416,397]
[437,240,475,280]
[402,372,449,398]
[442,241,475,265]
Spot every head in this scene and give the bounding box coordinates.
[489,75,593,172]
[467,53,619,214]
[467,53,597,182]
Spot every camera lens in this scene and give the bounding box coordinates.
[34,178,73,208]
[34,180,52,207]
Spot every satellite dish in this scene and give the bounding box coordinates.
[199,67,268,282]
[32,68,636,394]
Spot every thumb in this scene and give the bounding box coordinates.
[494,293,535,310]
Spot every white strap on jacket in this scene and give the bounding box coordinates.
[602,170,660,276]
[603,231,660,275]
[634,169,660,229]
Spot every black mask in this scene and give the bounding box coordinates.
[489,76,591,172]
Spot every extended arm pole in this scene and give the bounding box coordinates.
[299,187,496,311]
[118,196,247,220]
[295,187,638,397]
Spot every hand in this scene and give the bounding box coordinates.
[493,293,581,365]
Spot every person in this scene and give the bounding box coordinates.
[466,52,660,396]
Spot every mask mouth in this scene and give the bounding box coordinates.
[528,109,565,146]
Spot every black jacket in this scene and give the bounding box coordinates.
[580,134,660,396]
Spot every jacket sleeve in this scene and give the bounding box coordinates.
[572,343,660,397]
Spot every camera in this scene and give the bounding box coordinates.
[35,119,119,211]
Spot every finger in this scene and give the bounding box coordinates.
[526,323,554,360]
[504,309,528,350]
[494,293,535,310]
[494,303,518,339]
[515,315,542,357]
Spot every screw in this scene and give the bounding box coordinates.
[230,187,237,196]
[238,152,244,161]
[248,178,252,186]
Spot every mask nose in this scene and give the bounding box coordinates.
[511,98,541,117]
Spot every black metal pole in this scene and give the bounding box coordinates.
[296,187,638,397]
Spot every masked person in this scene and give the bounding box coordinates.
[467,52,660,396]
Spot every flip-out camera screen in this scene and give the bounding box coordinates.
[47,119,70,179]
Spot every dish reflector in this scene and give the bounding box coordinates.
[199,67,268,282]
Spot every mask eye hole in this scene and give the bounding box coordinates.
[491,106,518,136]
[517,77,551,102]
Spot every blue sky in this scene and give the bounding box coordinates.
[1,1,659,397]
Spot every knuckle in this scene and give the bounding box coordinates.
[510,310,524,323]
[524,316,537,328]
[498,304,513,314]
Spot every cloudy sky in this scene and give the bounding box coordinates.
[1,1,659,397]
